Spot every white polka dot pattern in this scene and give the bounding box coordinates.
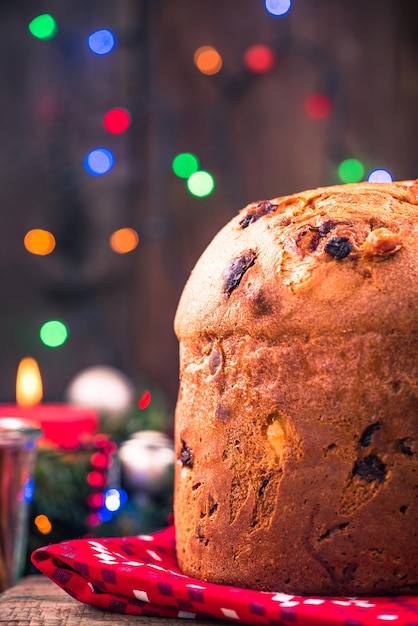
[31,525,418,625]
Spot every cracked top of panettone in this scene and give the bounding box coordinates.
[175,180,418,340]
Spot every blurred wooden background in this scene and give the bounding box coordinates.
[0,0,416,416]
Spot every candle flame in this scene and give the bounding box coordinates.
[16,357,43,406]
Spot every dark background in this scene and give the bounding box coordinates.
[0,0,417,416]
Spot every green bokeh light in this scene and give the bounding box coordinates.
[172,153,199,179]
[28,14,58,41]
[187,171,215,197]
[338,158,364,183]
[40,320,68,348]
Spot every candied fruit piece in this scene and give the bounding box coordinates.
[363,227,402,256]
[266,419,286,463]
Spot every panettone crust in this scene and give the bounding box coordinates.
[173,180,418,595]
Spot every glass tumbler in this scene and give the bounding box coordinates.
[0,417,42,592]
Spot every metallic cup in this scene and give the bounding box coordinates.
[0,417,42,592]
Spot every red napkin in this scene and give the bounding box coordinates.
[32,526,418,625]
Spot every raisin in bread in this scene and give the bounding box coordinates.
[173,180,418,596]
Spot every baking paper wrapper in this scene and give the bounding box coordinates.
[32,525,418,625]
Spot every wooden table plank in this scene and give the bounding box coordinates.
[0,575,230,625]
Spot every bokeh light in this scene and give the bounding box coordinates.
[40,320,68,348]
[243,45,276,74]
[24,229,56,255]
[28,14,58,40]
[98,508,113,522]
[84,148,114,176]
[87,512,101,527]
[65,366,134,417]
[194,46,222,75]
[172,152,199,178]
[187,171,215,197]
[338,158,365,183]
[304,93,332,119]
[88,29,116,55]
[34,514,52,535]
[104,488,127,512]
[103,108,131,134]
[87,492,104,508]
[23,478,35,503]
[104,489,120,512]
[90,451,109,469]
[87,471,107,488]
[109,228,139,254]
[265,0,292,17]
[367,168,393,183]
[138,390,151,410]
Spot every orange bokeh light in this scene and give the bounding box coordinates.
[24,229,56,255]
[109,228,139,254]
[194,46,222,75]
[34,514,52,535]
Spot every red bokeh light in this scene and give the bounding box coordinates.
[87,513,101,527]
[92,434,116,454]
[138,390,151,410]
[90,451,109,469]
[87,471,107,488]
[243,45,276,74]
[93,433,109,447]
[87,492,105,508]
[103,108,131,134]
[304,93,332,119]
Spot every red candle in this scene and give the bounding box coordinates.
[0,358,99,450]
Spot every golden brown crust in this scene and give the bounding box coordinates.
[175,180,418,339]
[173,180,418,595]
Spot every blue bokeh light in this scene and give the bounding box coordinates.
[265,0,292,17]
[23,478,35,503]
[84,148,114,176]
[367,169,393,183]
[98,507,113,522]
[88,29,116,55]
[105,488,122,512]
[98,488,128,522]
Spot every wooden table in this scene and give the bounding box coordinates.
[0,575,230,625]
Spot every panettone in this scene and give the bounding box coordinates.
[173,180,418,596]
